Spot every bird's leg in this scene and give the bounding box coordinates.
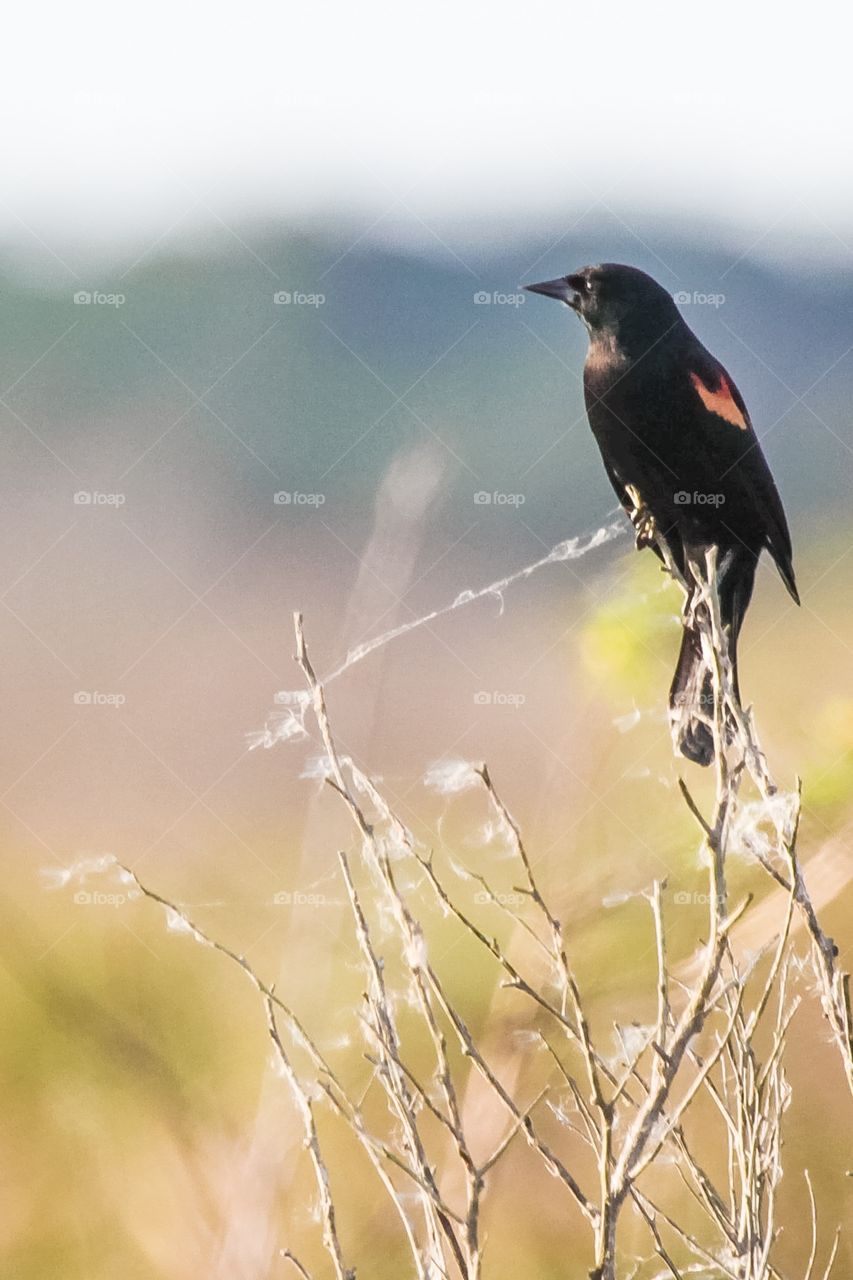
[624,484,657,550]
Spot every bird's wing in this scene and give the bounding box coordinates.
[686,347,799,604]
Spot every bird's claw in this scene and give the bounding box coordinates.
[625,485,656,550]
[633,508,657,550]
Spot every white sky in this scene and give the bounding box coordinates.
[3,0,852,258]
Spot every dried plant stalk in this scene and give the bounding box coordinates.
[103,536,850,1279]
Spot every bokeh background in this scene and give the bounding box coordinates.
[2,3,852,1276]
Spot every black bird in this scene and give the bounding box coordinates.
[524,263,798,766]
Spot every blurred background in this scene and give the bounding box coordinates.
[2,2,852,1275]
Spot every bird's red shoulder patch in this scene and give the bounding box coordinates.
[689,370,749,431]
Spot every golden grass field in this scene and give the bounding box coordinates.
[4,522,852,1278]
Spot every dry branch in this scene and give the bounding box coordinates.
[91,529,851,1278]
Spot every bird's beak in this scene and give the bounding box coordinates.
[522,276,581,310]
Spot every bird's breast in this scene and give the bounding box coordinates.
[584,334,630,380]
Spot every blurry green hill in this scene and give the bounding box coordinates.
[1,222,850,562]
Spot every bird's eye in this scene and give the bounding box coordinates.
[584,279,594,293]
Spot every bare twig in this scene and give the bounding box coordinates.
[85,527,851,1279]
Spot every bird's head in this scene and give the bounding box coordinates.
[523,263,680,350]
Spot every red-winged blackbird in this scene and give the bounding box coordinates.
[524,263,799,766]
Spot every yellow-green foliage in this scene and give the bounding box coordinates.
[804,696,853,814]
[579,558,680,701]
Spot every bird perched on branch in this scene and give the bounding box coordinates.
[524,263,798,766]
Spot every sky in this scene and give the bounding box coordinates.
[2,0,852,261]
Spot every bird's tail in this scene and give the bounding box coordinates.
[669,550,757,767]
[669,623,715,766]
